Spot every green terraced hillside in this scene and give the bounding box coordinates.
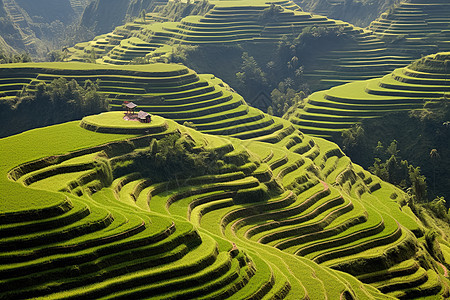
[1,61,450,299]
[289,52,450,139]
[0,62,295,141]
[296,0,404,27]
[369,0,450,51]
[66,0,416,90]
[0,114,390,299]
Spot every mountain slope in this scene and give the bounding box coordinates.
[288,52,450,138]
[0,61,449,299]
[67,0,422,98]
[295,0,404,27]
[0,0,90,57]
[80,0,168,36]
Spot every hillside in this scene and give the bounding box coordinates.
[0,0,91,57]
[1,61,450,299]
[295,0,404,27]
[0,62,293,139]
[288,52,450,201]
[67,0,424,99]
[79,0,169,36]
[288,52,450,139]
[369,0,450,51]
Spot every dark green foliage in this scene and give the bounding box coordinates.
[28,78,108,120]
[115,133,225,183]
[338,95,450,203]
[341,124,365,155]
[46,50,67,62]
[408,165,428,203]
[270,81,306,116]
[0,50,31,64]
[258,4,283,24]
[368,140,428,202]
[0,78,108,137]
[425,197,449,222]
[236,52,267,92]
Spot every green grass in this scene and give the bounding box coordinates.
[1,58,448,299]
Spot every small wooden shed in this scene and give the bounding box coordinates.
[137,110,152,123]
[125,102,137,114]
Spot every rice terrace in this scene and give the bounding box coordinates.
[0,0,449,299]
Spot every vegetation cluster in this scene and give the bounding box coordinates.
[0,77,108,137]
[171,25,349,116]
[338,93,450,204]
[114,132,226,183]
[0,50,31,64]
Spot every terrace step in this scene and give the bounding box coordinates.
[18,232,219,299]
[290,52,450,138]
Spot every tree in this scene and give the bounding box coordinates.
[20,77,108,122]
[341,124,365,152]
[236,52,267,85]
[427,197,448,221]
[369,139,427,201]
[409,165,427,202]
[386,140,400,157]
[47,50,68,62]
[270,81,305,116]
[430,149,440,195]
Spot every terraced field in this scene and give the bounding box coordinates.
[66,0,416,90]
[1,61,449,299]
[369,0,450,51]
[289,52,450,138]
[0,62,296,141]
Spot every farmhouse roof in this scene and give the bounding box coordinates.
[126,102,137,109]
[137,110,150,119]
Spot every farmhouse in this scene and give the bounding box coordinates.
[137,110,151,123]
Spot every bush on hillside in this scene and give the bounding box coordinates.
[114,133,227,183]
[425,197,449,221]
[27,78,108,120]
[259,4,283,24]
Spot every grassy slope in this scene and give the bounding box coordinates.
[0,121,134,213]
[66,0,418,93]
[0,61,449,298]
[0,113,394,299]
[289,52,450,139]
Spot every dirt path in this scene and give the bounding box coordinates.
[438,262,448,277]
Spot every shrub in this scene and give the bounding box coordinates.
[114,133,226,183]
